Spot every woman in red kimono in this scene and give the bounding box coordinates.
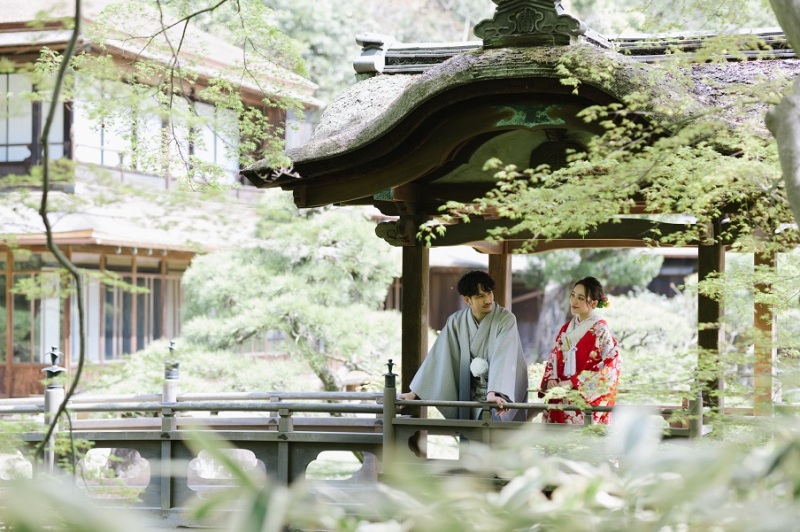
[539,276,621,425]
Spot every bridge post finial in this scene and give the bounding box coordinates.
[384,359,396,388]
[42,346,66,388]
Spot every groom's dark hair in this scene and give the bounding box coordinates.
[457,270,495,297]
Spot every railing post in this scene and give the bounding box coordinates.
[383,359,397,467]
[688,391,703,438]
[42,346,66,475]
[160,405,175,511]
[278,408,293,432]
[269,394,280,418]
[277,408,292,483]
[163,341,180,404]
[160,343,179,508]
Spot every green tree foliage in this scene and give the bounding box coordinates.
[265,0,495,103]
[180,191,402,391]
[423,50,799,343]
[434,92,795,254]
[566,0,778,35]
[83,194,404,396]
[83,338,314,394]
[518,249,663,293]
[607,288,698,402]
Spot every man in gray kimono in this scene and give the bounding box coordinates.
[399,270,529,421]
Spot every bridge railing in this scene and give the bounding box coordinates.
[379,365,707,468]
[0,355,713,527]
[0,358,389,528]
[6,401,384,528]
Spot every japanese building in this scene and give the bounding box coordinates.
[0,0,321,396]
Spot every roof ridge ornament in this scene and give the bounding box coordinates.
[354,33,396,75]
[474,0,587,48]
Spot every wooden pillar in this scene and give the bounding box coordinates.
[99,253,106,361]
[754,251,777,416]
[62,248,71,369]
[160,257,168,340]
[401,245,429,393]
[131,254,138,353]
[4,251,12,398]
[697,241,725,411]
[488,244,512,310]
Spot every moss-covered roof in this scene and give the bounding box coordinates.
[243,37,799,186]
[244,43,706,180]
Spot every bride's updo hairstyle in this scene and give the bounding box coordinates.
[574,276,609,309]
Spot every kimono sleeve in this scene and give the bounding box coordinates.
[485,310,524,402]
[538,325,565,398]
[577,321,621,404]
[409,313,462,407]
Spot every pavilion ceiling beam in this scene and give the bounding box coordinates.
[469,241,505,254]
[508,239,675,252]
[353,185,651,219]
[420,217,697,248]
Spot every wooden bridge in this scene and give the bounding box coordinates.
[0,363,706,528]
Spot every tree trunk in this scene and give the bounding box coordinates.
[306,352,341,392]
[767,0,800,225]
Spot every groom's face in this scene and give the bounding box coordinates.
[465,284,494,321]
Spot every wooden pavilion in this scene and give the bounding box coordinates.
[242,0,800,413]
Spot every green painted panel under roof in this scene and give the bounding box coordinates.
[373,189,393,201]
[495,103,567,128]
[433,130,545,184]
[433,128,596,185]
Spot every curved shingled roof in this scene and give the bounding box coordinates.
[256,43,694,174]
[240,0,798,251]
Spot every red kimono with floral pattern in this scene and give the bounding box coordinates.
[538,316,621,425]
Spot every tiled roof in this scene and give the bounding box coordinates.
[0,0,322,107]
[354,28,796,77]
[0,0,106,26]
[0,186,263,253]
